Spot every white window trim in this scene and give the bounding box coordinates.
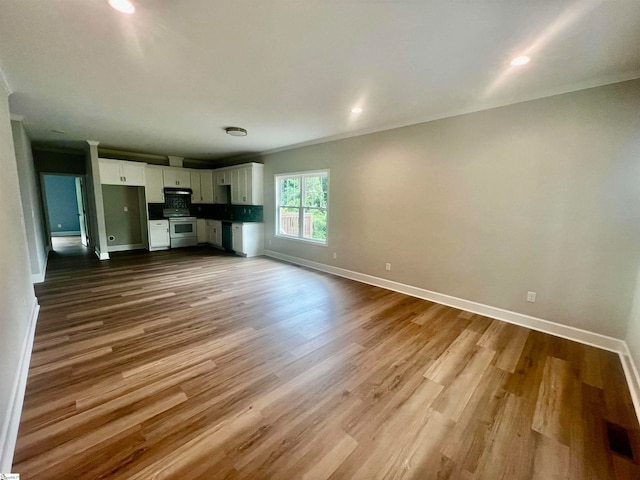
[275,169,329,246]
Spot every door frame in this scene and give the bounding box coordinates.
[40,173,91,249]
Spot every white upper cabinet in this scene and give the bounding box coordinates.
[200,170,214,203]
[231,167,248,205]
[190,170,202,203]
[163,167,191,188]
[145,165,165,203]
[216,170,232,186]
[229,163,263,205]
[99,159,146,186]
[189,170,214,204]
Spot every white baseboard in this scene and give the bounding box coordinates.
[619,345,640,425]
[263,250,626,354]
[94,247,110,260]
[107,243,145,253]
[51,231,80,237]
[265,250,640,422]
[0,300,39,472]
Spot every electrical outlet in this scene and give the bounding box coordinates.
[527,291,537,303]
[333,252,337,259]
[57,224,62,228]
[385,263,391,271]
[124,206,128,212]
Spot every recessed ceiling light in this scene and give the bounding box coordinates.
[108,0,135,14]
[351,107,363,114]
[510,55,530,66]
[225,127,248,137]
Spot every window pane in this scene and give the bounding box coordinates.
[303,208,326,242]
[303,175,327,208]
[279,207,300,236]
[279,177,300,207]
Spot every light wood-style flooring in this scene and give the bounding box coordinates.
[14,247,640,479]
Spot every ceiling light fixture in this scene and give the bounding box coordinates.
[108,0,135,14]
[225,127,248,137]
[510,55,530,66]
[351,107,363,114]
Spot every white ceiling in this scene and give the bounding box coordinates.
[1,0,639,161]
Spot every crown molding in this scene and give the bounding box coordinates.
[256,72,640,160]
[10,114,24,122]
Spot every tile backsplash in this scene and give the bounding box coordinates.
[148,203,263,222]
[192,204,263,222]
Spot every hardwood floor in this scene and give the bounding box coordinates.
[14,247,640,479]
[50,235,89,256]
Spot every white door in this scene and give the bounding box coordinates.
[75,177,88,246]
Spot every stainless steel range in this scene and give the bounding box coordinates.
[163,188,197,248]
[168,216,197,248]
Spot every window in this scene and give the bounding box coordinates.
[276,170,329,244]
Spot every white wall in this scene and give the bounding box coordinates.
[11,119,47,282]
[263,79,640,339]
[0,87,39,469]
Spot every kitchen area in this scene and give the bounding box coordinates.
[98,157,264,257]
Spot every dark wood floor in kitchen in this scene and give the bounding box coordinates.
[14,247,640,479]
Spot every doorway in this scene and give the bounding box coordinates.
[41,173,90,255]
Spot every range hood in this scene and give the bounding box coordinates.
[164,187,192,196]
